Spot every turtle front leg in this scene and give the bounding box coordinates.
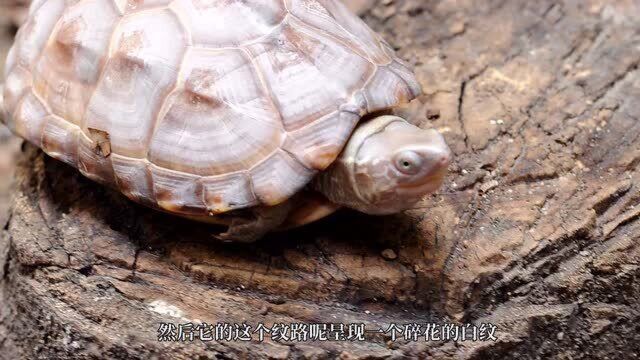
[213,201,293,243]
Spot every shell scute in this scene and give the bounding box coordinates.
[42,115,80,166]
[3,66,32,119]
[28,0,48,15]
[201,172,258,214]
[15,0,66,68]
[362,64,421,113]
[83,9,186,158]
[283,110,359,170]
[170,0,286,48]
[249,149,313,205]
[286,0,391,65]
[246,17,374,132]
[111,155,156,205]
[150,165,205,215]
[78,132,116,185]
[33,0,120,125]
[4,41,17,79]
[12,91,48,146]
[113,0,173,14]
[388,59,423,98]
[5,0,424,216]
[148,48,282,176]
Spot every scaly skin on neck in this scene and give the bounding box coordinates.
[313,115,451,215]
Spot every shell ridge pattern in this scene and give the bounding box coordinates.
[143,49,190,161]
[147,47,283,175]
[114,0,174,15]
[148,162,204,215]
[279,145,313,172]
[82,4,124,132]
[141,7,194,165]
[238,46,286,132]
[107,152,247,181]
[26,138,287,192]
[41,114,82,166]
[84,8,186,157]
[146,42,286,210]
[145,6,193,150]
[162,12,286,52]
[8,0,423,216]
[167,3,194,47]
[387,60,423,97]
[248,148,313,205]
[284,17,346,100]
[356,66,380,112]
[79,7,188,207]
[125,7,191,208]
[245,17,373,133]
[28,0,48,15]
[35,0,122,127]
[181,47,280,131]
[6,90,30,135]
[22,89,55,151]
[36,0,80,68]
[285,10,381,66]
[168,0,287,48]
[285,0,392,65]
[111,0,125,15]
[13,91,50,149]
[5,0,57,109]
[386,64,415,98]
[287,16,373,105]
[30,89,54,120]
[2,66,29,130]
[14,0,66,79]
[105,8,126,55]
[74,3,124,189]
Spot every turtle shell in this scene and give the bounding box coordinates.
[2,0,422,217]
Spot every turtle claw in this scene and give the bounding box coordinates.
[212,201,293,243]
[212,219,263,243]
[212,231,235,243]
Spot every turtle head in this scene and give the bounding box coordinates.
[352,115,451,214]
[313,115,451,215]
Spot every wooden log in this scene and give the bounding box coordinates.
[1,0,639,358]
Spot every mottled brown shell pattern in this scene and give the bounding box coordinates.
[2,0,421,216]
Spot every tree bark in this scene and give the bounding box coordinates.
[1,0,640,359]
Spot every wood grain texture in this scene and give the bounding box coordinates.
[1,0,640,359]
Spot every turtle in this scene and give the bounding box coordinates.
[1,0,452,242]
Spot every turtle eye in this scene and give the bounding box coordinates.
[394,151,422,175]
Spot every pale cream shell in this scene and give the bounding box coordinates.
[3,0,422,217]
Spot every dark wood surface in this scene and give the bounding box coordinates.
[1,0,639,358]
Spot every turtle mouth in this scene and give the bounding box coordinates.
[397,168,448,196]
